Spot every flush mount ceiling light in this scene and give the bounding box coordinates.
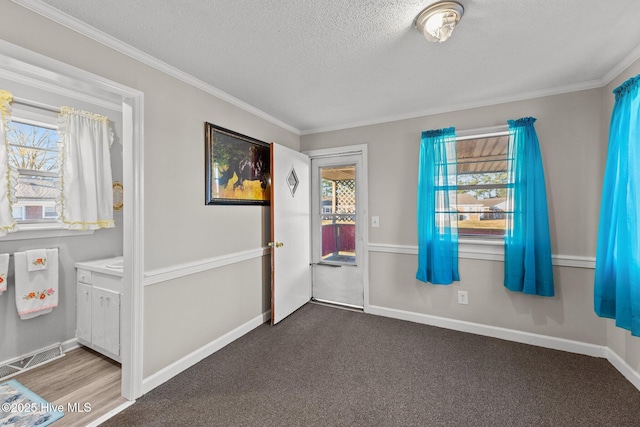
[415,1,464,43]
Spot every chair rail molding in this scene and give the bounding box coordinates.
[367,242,596,269]
[144,247,271,287]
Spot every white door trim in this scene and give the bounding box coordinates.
[304,144,370,312]
[0,39,144,400]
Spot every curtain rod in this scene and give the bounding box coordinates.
[5,247,60,258]
[12,97,61,114]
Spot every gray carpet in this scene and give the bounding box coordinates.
[102,303,640,426]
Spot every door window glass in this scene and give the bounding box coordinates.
[320,165,356,264]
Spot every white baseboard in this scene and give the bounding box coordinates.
[85,400,136,427]
[368,305,640,392]
[605,347,640,391]
[61,337,79,354]
[141,310,271,395]
[367,305,608,358]
[138,304,640,398]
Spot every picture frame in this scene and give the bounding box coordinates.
[205,122,271,205]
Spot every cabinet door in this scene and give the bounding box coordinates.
[92,287,120,356]
[102,290,120,356]
[76,283,92,343]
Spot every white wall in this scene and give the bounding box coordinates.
[0,2,299,379]
[301,88,608,345]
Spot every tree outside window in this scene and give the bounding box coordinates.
[6,120,60,222]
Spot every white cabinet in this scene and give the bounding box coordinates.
[91,287,120,356]
[76,283,92,343]
[75,260,122,362]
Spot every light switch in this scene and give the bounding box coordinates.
[372,216,380,228]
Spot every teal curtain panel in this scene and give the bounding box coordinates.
[416,127,460,285]
[594,74,640,336]
[504,117,554,296]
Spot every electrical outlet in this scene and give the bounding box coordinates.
[457,290,468,305]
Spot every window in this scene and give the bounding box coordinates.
[320,165,356,264]
[43,205,57,219]
[455,132,510,238]
[12,206,25,221]
[6,118,60,224]
[418,122,551,287]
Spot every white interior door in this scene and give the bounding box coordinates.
[310,153,364,308]
[270,143,311,324]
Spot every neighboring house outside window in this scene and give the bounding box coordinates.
[455,193,484,221]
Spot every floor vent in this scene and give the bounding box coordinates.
[0,365,19,378]
[0,344,63,380]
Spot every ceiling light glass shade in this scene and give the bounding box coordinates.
[415,1,464,43]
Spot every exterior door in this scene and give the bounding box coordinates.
[310,153,364,308]
[270,143,311,324]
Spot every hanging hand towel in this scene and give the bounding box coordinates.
[0,253,8,295]
[14,248,59,319]
[26,249,48,272]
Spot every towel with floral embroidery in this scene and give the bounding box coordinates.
[26,249,48,272]
[14,249,58,319]
[0,253,8,295]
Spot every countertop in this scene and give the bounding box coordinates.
[75,256,124,277]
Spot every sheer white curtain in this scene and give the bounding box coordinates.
[0,90,16,236]
[57,107,114,230]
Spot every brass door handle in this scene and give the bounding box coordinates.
[268,242,284,248]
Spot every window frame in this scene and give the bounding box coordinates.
[2,106,94,240]
[454,125,510,244]
[318,163,357,266]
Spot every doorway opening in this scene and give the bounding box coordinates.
[0,40,144,403]
[308,146,368,310]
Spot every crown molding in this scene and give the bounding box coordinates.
[300,78,604,135]
[13,0,640,138]
[10,0,301,136]
[602,42,640,87]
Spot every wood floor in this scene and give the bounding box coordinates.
[10,346,128,427]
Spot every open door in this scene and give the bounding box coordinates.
[310,153,364,308]
[270,143,311,324]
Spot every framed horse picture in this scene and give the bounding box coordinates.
[205,122,271,205]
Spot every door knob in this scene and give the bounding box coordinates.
[268,241,284,248]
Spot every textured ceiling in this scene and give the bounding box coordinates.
[30,0,640,134]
